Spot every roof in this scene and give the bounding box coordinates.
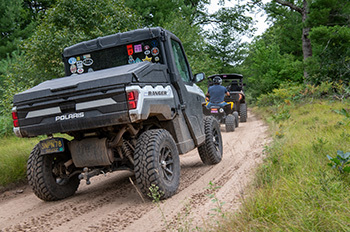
[208,74,243,80]
[63,27,169,58]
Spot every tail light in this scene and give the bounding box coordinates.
[12,107,19,127]
[127,90,138,110]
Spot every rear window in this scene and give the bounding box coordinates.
[64,39,163,76]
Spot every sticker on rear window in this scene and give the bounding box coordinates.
[151,47,159,56]
[68,57,76,65]
[70,64,77,73]
[134,44,142,53]
[83,58,93,66]
[151,40,158,47]
[142,56,152,62]
[127,44,133,56]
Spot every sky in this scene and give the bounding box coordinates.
[207,0,271,41]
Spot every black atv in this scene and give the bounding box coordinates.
[203,76,239,132]
[204,103,239,132]
[210,74,248,123]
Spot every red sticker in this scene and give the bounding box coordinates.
[127,44,134,56]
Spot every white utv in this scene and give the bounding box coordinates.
[12,27,223,201]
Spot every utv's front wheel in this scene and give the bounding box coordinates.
[225,114,235,132]
[198,116,223,164]
[134,129,180,199]
[27,144,80,201]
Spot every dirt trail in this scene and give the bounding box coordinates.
[0,111,269,232]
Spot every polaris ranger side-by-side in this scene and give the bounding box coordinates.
[12,28,223,201]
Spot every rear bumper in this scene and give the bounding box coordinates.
[15,110,130,137]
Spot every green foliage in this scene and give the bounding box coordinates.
[218,100,350,231]
[0,136,39,186]
[148,184,169,230]
[243,38,303,100]
[125,0,207,27]
[263,6,303,57]
[252,0,350,93]
[0,115,14,137]
[22,0,141,82]
[207,181,225,219]
[0,0,141,115]
[327,150,350,174]
[307,0,350,28]
[256,81,334,107]
[0,0,55,60]
[162,15,215,76]
[307,25,350,84]
[205,5,253,72]
[334,108,350,119]
[0,0,27,59]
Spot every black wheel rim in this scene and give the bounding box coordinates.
[212,127,221,153]
[159,146,174,182]
[51,155,69,185]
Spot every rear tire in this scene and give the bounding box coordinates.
[240,103,247,122]
[134,129,180,199]
[27,144,80,201]
[225,114,235,132]
[198,116,223,165]
[233,111,239,128]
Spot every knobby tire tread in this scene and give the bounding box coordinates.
[134,129,179,199]
[27,144,80,201]
[198,116,223,165]
[240,103,247,122]
[225,114,235,132]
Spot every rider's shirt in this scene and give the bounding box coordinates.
[208,85,228,103]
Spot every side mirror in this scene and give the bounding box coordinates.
[194,73,205,83]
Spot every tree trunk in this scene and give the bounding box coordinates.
[301,0,312,80]
[275,0,312,81]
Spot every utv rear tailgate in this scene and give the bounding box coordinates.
[13,64,148,137]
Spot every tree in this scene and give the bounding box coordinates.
[307,25,350,84]
[1,0,142,113]
[124,0,208,26]
[0,0,25,59]
[0,0,57,60]
[263,0,350,83]
[242,34,303,99]
[265,0,312,79]
[205,6,253,73]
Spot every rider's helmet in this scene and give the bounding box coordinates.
[213,76,222,85]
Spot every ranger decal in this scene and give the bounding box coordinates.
[145,91,168,96]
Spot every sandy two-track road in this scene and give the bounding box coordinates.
[0,112,269,232]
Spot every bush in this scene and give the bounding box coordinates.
[0,115,13,137]
[256,82,304,106]
[256,81,337,107]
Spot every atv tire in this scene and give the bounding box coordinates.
[134,129,180,199]
[198,116,223,165]
[240,103,247,122]
[233,111,239,128]
[225,114,235,132]
[27,144,80,201]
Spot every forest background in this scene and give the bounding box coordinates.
[0,0,349,135]
[1,1,350,230]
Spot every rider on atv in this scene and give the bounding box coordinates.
[206,76,230,109]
